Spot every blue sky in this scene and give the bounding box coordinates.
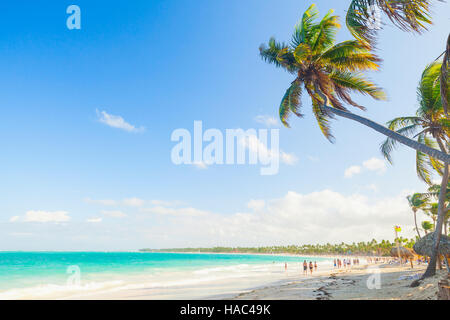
[0,0,449,250]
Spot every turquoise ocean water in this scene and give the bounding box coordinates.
[0,252,331,298]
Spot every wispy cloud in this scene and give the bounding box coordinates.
[241,134,298,165]
[193,161,208,170]
[345,157,387,178]
[344,165,361,178]
[140,206,209,217]
[84,198,118,206]
[123,198,145,207]
[307,155,319,162]
[10,210,71,223]
[96,109,145,133]
[86,217,102,223]
[137,190,417,247]
[254,115,279,127]
[100,210,127,218]
[363,158,386,174]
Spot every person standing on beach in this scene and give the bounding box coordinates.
[285,262,287,271]
[333,259,337,268]
[303,260,308,275]
[309,261,313,274]
[314,261,317,271]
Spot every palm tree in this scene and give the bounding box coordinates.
[381,62,449,182]
[440,34,449,115]
[425,202,439,225]
[346,0,437,48]
[422,220,434,234]
[259,4,450,162]
[407,193,428,238]
[420,182,450,235]
[381,62,449,278]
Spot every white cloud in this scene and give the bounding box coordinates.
[9,216,20,222]
[123,198,145,207]
[254,115,279,127]
[96,109,145,133]
[84,198,117,206]
[22,210,70,223]
[140,206,209,217]
[363,157,387,174]
[9,232,34,237]
[307,155,319,162]
[150,200,183,207]
[139,190,415,247]
[241,134,297,165]
[193,161,208,169]
[247,199,265,211]
[344,165,361,178]
[345,157,387,178]
[101,210,127,218]
[86,217,102,223]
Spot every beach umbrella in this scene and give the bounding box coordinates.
[413,233,450,257]
[390,246,414,258]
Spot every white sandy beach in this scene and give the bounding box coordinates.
[74,260,445,300]
[2,256,445,300]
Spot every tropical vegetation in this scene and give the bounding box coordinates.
[259,2,449,281]
[140,238,417,256]
[259,4,449,162]
[381,60,449,278]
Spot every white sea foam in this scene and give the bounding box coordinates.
[0,260,333,300]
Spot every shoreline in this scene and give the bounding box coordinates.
[0,253,442,300]
[229,263,444,300]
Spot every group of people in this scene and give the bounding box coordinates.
[302,260,317,275]
[333,258,360,269]
[284,261,318,275]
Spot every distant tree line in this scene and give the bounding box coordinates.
[140,238,417,257]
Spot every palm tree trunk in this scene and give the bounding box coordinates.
[421,161,449,279]
[413,209,422,239]
[320,105,450,163]
[312,84,449,162]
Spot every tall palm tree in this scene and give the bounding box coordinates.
[381,62,449,278]
[407,193,428,238]
[259,4,450,162]
[346,0,438,48]
[381,62,449,181]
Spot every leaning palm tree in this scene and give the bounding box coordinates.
[346,0,439,48]
[407,193,429,238]
[259,4,450,163]
[381,62,449,278]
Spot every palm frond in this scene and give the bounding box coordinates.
[440,34,449,115]
[310,10,340,53]
[293,43,312,65]
[291,4,319,48]
[330,71,386,100]
[259,38,297,73]
[312,99,335,143]
[321,40,381,71]
[279,82,303,127]
[346,0,435,48]
[386,116,422,131]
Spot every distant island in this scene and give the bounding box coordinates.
[140,238,416,257]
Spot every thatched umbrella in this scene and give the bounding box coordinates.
[413,233,450,257]
[390,246,414,258]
